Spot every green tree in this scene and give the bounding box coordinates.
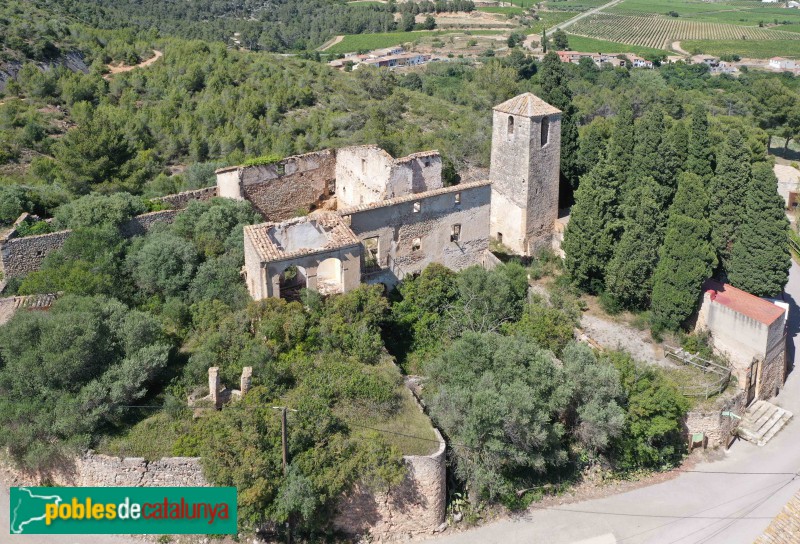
[709,129,750,269]
[607,101,635,181]
[687,104,714,180]
[604,178,664,309]
[631,105,673,204]
[561,342,624,453]
[651,172,717,330]
[54,192,147,230]
[127,231,199,297]
[727,162,790,297]
[539,51,580,188]
[606,351,688,470]
[18,228,128,298]
[424,332,569,499]
[563,161,622,293]
[0,185,29,225]
[552,29,569,50]
[0,295,171,472]
[576,118,610,178]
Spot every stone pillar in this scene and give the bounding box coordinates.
[208,367,221,409]
[240,367,253,396]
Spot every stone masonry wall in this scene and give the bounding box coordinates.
[2,452,207,487]
[340,181,491,288]
[334,429,446,540]
[684,390,746,448]
[0,230,72,278]
[759,338,787,400]
[216,150,337,221]
[154,186,218,209]
[0,210,181,281]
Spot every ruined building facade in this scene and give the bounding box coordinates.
[232,93,562,300]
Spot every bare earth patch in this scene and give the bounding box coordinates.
[105,50,163,78]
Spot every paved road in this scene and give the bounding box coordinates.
[425,260,800,544]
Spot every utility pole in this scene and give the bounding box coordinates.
[273,406,297,543]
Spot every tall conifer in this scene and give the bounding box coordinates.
[687,104,714,180]
[563,161,622,293]
[631,106,674,206]
[709,129,750,269]
[607,101,635,181]
[605,178,664,309]
[540,52,580,189]
[727,163,790,297]
[651,173,717,330]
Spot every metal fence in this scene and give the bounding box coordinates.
[665,346,732,399]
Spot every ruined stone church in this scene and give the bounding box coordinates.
[228,92,562,300]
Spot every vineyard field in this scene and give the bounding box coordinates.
[564,34,671,56]
[523,11,580,33]
[569,13,800,50]
[682,39,800,59]
[608,0,800,26]
[543,0,611,11]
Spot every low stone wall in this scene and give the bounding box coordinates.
[334,430,446,540]
[3,452,207,488]
[119,209,179,238]
[0,229,72,278]
[684,390,746,448]
[155,186,218,209]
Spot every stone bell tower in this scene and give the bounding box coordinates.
[489,92,561,256]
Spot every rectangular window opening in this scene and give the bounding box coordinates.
[451,224,461,243]
[413,201,421,213]
[412,238,421,251]
[454,192,461,205]
[363,236,379,270]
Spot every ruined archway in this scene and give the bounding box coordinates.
[279,265,307,300]
[317,258,343,296]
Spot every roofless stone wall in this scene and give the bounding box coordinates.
[154,186,218,209]
[0,210,180,281]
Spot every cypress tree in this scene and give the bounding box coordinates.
[687,104,714,180]
[709,129,750,270]
[631,106,673,203]
[607,101,635,181]
[604,177,664,309]
[651,173,717,331]
[540,52,580,189]
[562,160,622,293]
[576,119,609,177]
[663,120,688,186]
[727,162,790,297]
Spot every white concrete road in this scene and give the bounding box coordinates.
[424,259,800,544]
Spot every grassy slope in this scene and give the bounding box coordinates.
[682,39,800,59]
[565,34,672,56]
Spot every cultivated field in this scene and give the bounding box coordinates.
[569,12,800,50]
[323,29,506,55]
[607,0,800,26]
[565,34,671,56]
[682,38,800,58]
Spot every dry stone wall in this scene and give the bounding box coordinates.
[334,429,446,540]
[684,390,746,448]
[119,209,179,238]
[0,229,71,278]
[154,186,218,209]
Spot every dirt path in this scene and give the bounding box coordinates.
[318,35,345,52]
[579,313,671,367]
[104,49,163,78]
[545,0,625,36]
[671,40,690,56]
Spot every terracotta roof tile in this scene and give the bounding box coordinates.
[703,280,785,326]
[244,212,361,263]
[493,93,561,117]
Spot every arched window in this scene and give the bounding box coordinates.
[507,115,514,136]
[541,116,550,147]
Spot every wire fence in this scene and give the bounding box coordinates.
[665,346,732,399]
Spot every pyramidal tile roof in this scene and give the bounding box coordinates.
[493,93,561,117]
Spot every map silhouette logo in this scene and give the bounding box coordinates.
[10,487,63,534]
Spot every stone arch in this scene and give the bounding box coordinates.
[317,258,343,295]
